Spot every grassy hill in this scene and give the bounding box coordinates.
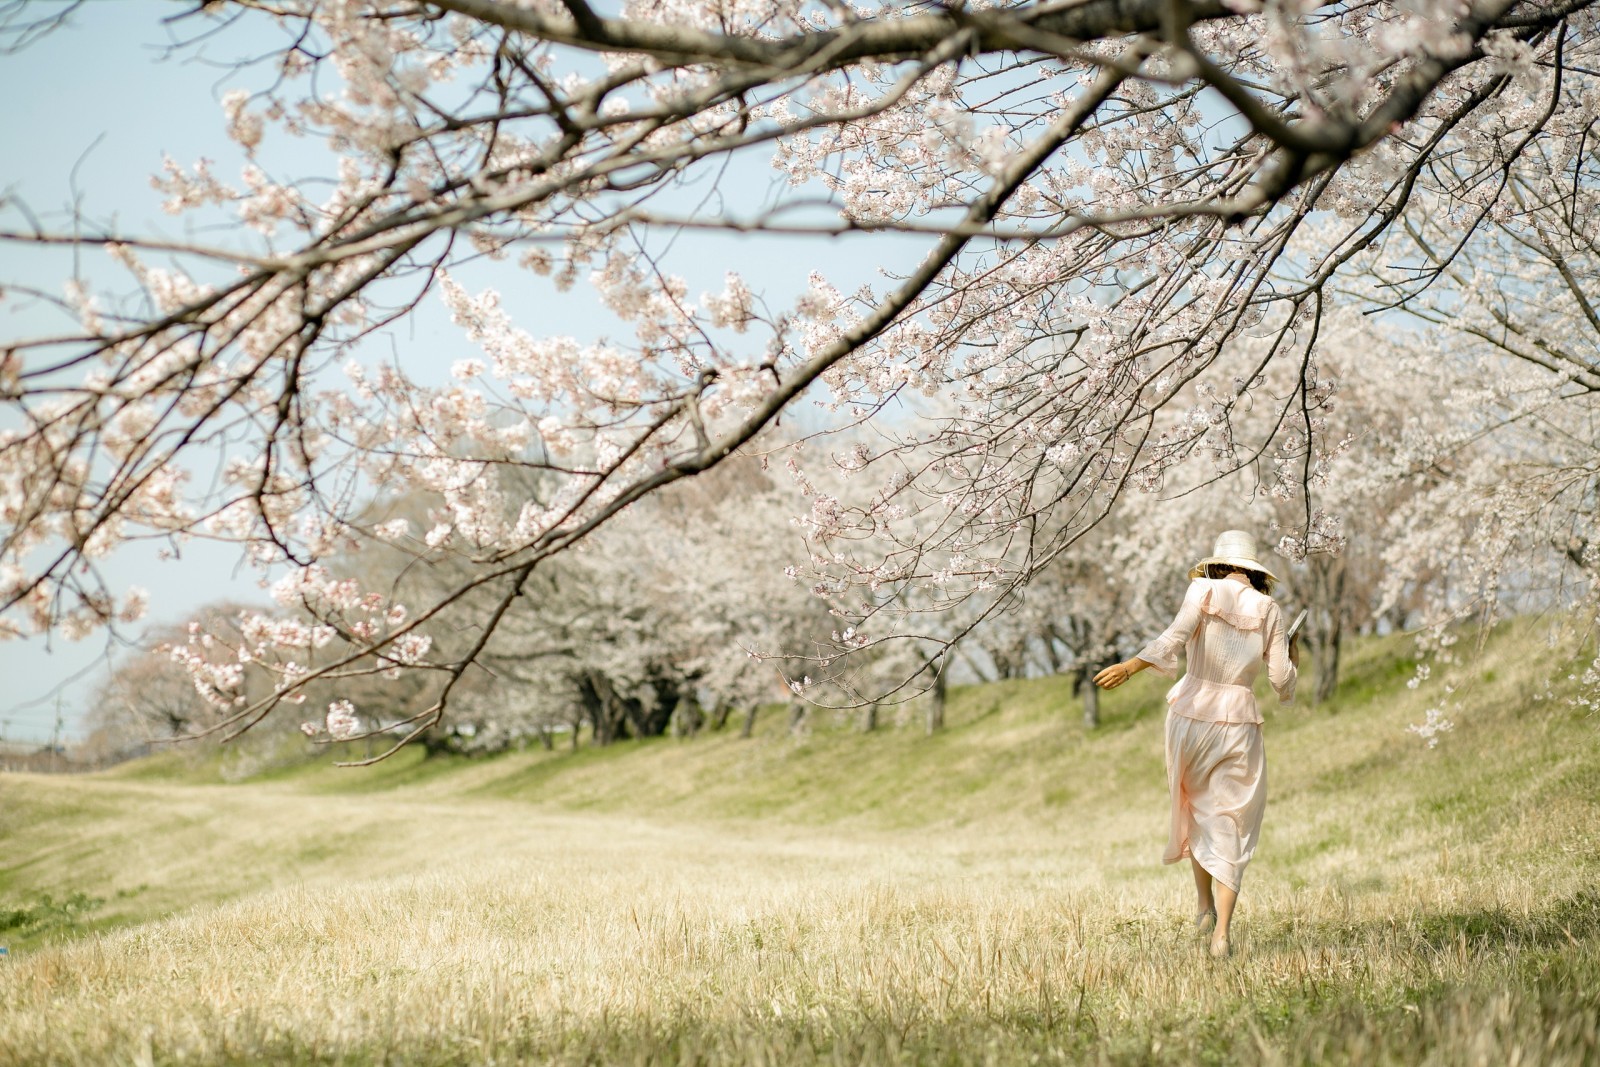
[2,624,1598,1065]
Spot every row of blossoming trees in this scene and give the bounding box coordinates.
[6,0,1599,762]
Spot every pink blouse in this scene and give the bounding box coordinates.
[1136,576,1297,724]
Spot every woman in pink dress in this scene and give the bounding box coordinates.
[1094,530,1299,958]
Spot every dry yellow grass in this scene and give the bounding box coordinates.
[2,628,1598,1065]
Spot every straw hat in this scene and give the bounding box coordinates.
[1188,529,1279,586]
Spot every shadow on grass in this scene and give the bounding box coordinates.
[1405,889,1600,952]
[1254,887,1600,960]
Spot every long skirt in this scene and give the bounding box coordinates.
[1162,711,1267,893]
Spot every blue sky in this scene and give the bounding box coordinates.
[0,2,930,743]
[0,2,262,742]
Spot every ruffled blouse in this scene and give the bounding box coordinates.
[1136,576,1297,724]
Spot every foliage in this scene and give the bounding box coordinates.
[2,0,1598,748]
[0,891,104,944]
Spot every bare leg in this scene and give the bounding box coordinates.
[1190,857,1216,935]
[1211,880,1238,957]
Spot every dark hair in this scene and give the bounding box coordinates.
[1206,563,1271,595]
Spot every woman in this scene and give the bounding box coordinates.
[1093,530,1298,958]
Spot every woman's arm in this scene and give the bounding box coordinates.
[1264,603,1299,704]
[1094,580,1209,690]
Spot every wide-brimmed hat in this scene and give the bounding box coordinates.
[1188,529,1279,586]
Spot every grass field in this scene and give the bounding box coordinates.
[2,626,1598,1065]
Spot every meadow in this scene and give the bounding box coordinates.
[2,626,1598,1066]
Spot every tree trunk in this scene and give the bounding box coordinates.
[709,702,733,732]
[578,677,608,746]
[860,702,879,733]
[579,673,629,746]
[1079,664,1100,729]
[670,698,704,738]
[1043,626,1070,674]
[1309,555,1348,706]
[623,673,679,738]
[788,700,808,735]
[956,645,996,684]
[988,642,1027,681]
[740,705,758,739]
[925,661,946,736]
[538,725,554,751]
[1314,593,1345,706]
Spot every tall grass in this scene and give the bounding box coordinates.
[1,625,1597,1065]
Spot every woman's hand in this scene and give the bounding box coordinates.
[1094,659,1132,694]
[1094,661,1133,690]
[1288,634,1300,667]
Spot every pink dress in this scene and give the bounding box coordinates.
[1136,575,1297,892]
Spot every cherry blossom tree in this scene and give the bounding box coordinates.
[3,0,1597,756]
[1333,189,1600,732]
[424,460,835,750]
[89,626,220,745]
[84,603,309,765]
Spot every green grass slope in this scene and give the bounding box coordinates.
[1,624,1597,1066]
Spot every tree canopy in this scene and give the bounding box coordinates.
[2,0,1596,755]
